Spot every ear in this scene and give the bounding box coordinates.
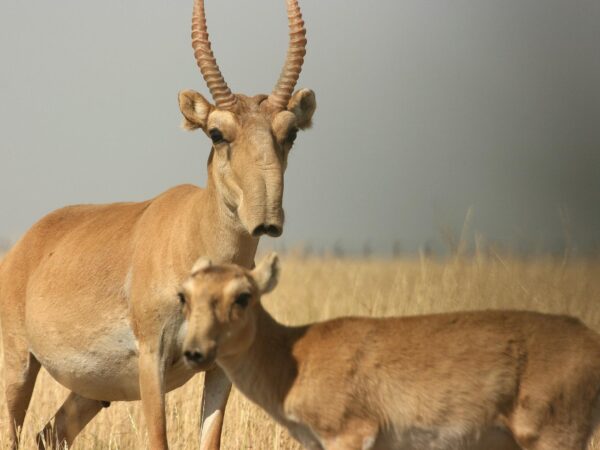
[251,253,280,295]
[191,257,212,274]
[178,90,213,131]
[287,88,316,130]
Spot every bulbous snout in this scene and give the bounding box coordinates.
[243,195,285,238]
[183,342,216,370]
[238,158,285,238]
[251,223,283,238]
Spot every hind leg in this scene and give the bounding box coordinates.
[37,392,104,449]
[1,272,41,448]
[526,428,587,450]
[511,422,587,450]
[510,404,589,450]
[3,326,40,448]
[3,347,41,449]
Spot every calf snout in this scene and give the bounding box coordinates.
[183,343,216,370]
[184,349,206,363]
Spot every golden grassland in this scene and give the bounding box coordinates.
[1,254,600,449]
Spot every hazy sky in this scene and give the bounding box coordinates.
[1,0,599,254]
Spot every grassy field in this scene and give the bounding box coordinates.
[1,254,599,449]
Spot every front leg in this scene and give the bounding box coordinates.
[200,366,232,450]
[139,347,168,450]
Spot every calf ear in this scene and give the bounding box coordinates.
[287,89,316,130]
[251,253,280,295]
[178,90,213,131]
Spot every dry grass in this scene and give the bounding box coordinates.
[1,254,600,449]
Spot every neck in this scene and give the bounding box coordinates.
[217,305,305,420]
[206,172,258,266]
[174,165,258,270]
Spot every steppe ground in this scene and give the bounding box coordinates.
[0,252,599,449]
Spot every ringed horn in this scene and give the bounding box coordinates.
[190,0,307,111]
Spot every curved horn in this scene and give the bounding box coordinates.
[191,0,237,110]
[267,0,307,110]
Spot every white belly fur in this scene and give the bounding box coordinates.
[32,322,141,401]
[29,319,196,401]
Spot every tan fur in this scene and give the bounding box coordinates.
[0,91,316,450]
[181,254,600,450]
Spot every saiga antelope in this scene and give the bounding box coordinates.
[0,0,316,448]
[180,254,600,450]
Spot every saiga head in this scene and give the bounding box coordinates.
[179,253,279,369]
[179,0,316,237]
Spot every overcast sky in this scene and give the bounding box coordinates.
[1,0,599,254]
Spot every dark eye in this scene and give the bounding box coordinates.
[177,292,186,305]
[286,128,298,144]
[234,293,252,309]
[209,128,224,144]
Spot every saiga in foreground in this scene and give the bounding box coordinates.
[180,254,600,450]
[0,0,316,448]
